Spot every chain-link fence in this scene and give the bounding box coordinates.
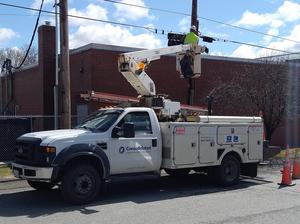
[0,116,79,162]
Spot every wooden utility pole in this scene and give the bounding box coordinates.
[59,0,71,128]
[187,0,199,105]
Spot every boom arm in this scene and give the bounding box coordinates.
[118,44,206,96]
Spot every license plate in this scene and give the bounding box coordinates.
[13,169,20,178]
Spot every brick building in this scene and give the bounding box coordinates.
[0,24,297,147]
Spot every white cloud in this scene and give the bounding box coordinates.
[0,28,18,47]
[69,3,161,49]
[231,45,258,58]
[178,17,190,32]
[69,4,108,26]
[236,11,273,27]
[277,1,300,22]
[113,0,153,22]
[230,24,300,59]
[230,1,300,58]
[263,28,279,43]
[236,1,300,28]
[70,24,161,49]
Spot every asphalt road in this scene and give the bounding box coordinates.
[1,166,300,224]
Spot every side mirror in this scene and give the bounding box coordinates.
[124,122,135,138]
[111,122,135,138]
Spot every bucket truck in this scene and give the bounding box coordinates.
[11,44,263,205]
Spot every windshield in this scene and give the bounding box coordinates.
[77,109,123,132]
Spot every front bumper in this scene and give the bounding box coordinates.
[12,163,53,181]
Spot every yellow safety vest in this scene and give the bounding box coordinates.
[184,32,199,45]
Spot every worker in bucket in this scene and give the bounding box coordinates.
[184,25,199,45]
[180,25,199,78]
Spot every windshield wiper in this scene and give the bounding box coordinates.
[78,125,93,131]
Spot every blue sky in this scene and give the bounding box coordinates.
[0,0,300,58]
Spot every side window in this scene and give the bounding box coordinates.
[117,112,152,135]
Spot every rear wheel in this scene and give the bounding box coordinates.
[216,155,240,186]
[27,180,55,191]
[61,163,102,205]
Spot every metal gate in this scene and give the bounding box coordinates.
[0,117,31,162]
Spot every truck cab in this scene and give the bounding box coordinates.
[12,107,162,204]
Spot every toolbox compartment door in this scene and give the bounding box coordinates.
[199,126,217,164]
[248,126,263,160]
[173,126,198,166]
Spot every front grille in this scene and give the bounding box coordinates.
[14,137,52,166]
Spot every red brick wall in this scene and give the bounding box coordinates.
[12,66,43,115]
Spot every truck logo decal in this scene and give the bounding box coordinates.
[225,135,240,143]
[119,146,151,154]
[119,147,125,154]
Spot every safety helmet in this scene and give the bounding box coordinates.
[190,25,197,31]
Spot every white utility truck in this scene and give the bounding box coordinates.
[12,44,263,204]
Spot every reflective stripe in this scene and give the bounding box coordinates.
[184,32,199,45]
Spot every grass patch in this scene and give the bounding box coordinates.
[273,148,299,160]
[0,166,13,178]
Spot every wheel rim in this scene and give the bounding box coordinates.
[223,161,238,182]
[74,173,93,195]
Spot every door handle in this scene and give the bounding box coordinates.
[152,139,157,147]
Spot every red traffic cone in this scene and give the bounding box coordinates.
[278,147,295,186]
[292,149,300,179]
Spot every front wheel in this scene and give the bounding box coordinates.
[27,180,55,191]
[61,164,102,205]
[216,155,240,186]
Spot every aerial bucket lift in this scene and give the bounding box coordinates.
[118,44,207,119]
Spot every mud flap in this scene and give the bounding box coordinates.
[241,163,258,177]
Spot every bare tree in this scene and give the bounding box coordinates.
[239,60,288,141]
[206,60,288,141]
[0,45,38,70]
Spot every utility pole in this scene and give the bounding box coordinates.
[59,0,71,128]
[54,0,59,129]
[187,0,199,105]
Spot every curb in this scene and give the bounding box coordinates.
[0,177,19,183]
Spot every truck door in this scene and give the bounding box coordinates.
[109,111,159,175]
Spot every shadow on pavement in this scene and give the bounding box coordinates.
[0,173,272,218]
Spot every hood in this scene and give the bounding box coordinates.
[23,129,92,145]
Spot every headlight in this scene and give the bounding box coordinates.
[42,146,56,154]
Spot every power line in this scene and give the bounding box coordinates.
[210,36,300,56]
[103,0,300,45]
[0,2,165,34]
[1,1,299,57]
[103,0,190,16]
[0,13,50,17]
[255,52,300,60]
[13,0,44,69]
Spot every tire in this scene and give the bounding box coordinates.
[61,163,102,205]
[165,168,190,177]
[216,155,240,186]
[27,180,55,191]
